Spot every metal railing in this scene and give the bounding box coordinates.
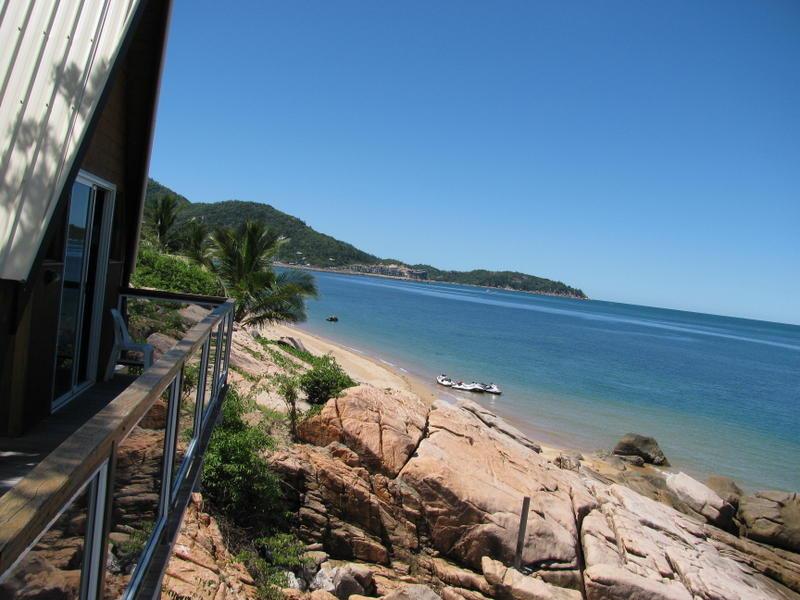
[0,288,235,600]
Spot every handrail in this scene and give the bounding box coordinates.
[0,297,235,576]
[119,286,228,307]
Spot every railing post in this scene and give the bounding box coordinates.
[514,496,531,571]
[210,322,222,404]
[164,374,182,508]
[80,463,109,600]
[195,334,210,430]
[222,309,234,381]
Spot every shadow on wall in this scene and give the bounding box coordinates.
[0,59,110,278]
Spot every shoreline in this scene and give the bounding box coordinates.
[274,263,588,300]
[258,321,788,494]
[260,322,653,474]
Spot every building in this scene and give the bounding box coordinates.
[345,263,429,280]
[0,2,233,598]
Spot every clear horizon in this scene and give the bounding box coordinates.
[149,1,800,325]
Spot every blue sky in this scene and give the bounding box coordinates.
[149,1,800,325]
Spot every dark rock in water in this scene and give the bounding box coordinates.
[613,433,669,466]
[707,475,743,509]
[739,491,800,553]
[617,454,645,467]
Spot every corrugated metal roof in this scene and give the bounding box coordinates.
[0,0,140,281]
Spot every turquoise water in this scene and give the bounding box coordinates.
[295,271,800,492]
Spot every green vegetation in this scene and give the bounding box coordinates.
[203,388,281,529]
[275,375,300,440]
[114,520,154,568]
[133,188,326,598]
[236,533,309,600]
[257,336,337,370]
[298,355,356,405]
[146,178,586,298]
[145,192,182,250]
[205,220,318,325]
[131,247,222,296]
[202,386,309,599]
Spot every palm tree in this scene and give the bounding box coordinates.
[182,219,210,267]
[146,193,181,249]
[207,220,317,325]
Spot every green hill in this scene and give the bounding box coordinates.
[146,178,587,298]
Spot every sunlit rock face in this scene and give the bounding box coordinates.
[271,384,800,600]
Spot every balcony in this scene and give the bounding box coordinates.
[0,288,234,600]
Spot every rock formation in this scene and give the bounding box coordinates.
[739,491,800,553]
[162,494,257,599]
[271,384,800,599]
[612,433,669,466]
[665,471,736,531]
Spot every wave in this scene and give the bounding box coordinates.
[339,276,800,352]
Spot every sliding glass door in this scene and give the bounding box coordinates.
[52,174,115,410]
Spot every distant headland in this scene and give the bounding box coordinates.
[147,179,588,299]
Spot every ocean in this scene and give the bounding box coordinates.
[294,270,800,492]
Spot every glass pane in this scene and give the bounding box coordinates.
[203,331,218,416]
[0,481,91,598]
[173,350,201,483]
[219,315,230,380]
[53,181,93,400]
[103,387,169,598]
[216,320,225,385]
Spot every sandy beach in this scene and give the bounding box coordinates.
[259,321,575,463]
[260,322,438,404]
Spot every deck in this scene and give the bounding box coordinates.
[0,375,136,497]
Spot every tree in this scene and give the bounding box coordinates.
[207,220,317,325]
[181,219,210,267]
[145,193,181,249]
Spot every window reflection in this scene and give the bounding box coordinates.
[0,483,91,599]
[103,387,169,598]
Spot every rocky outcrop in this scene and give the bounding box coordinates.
[297,385,429,477]
[397,398,585,584]
[665,471,736,531]
[612,433,669,466]
[271,384,800,600]
[383,584,442,599]
[162,494,257,599]
[581,483,799,599]
[706,476,743,510]
[739,492,800,553]
[481,557,581,599]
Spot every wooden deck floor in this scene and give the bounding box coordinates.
[0,375,136,497]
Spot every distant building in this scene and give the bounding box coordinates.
[346,264,428,280]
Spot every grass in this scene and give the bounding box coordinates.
[230,364,260,383]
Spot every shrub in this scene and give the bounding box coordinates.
[298,355,355,404]
[236,534,308,600]
[202,388,282,529]
[131,247,222,296]
[275,375,300,440]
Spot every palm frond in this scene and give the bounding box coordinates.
[206,221,313,325]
